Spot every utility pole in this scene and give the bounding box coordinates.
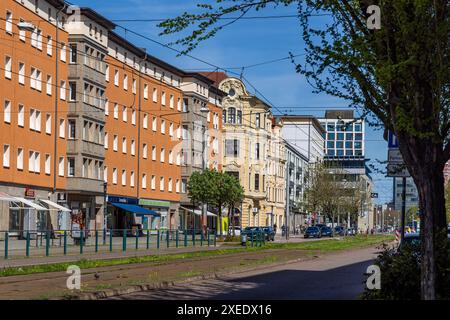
[401,177,407,243]
[284,160,290,240]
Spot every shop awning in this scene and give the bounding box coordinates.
[13,197,48,211]
[0,192,16,202]
[39,199,71,212]
[181,207,217,217]
[111,203,159,216]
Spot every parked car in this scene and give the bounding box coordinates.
[241,226,265,240]
[315,224,326,229]
[304,226,322,238]
[320,226,333,237]
[228,226,241,236]
[262,227,275,241]
[334,226,345,236]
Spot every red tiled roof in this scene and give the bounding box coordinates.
[198,72,229,87]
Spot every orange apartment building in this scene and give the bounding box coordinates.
[0,0,70,236]
[0,0,225,235]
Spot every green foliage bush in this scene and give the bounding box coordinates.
[362,240,450,300]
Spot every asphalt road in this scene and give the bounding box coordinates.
[111,246,379,300]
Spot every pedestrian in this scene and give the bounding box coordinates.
[281,224,286,236]
[273,223,277,235]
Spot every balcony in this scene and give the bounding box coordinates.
[67,177,103,194]
[68,101,105,123]
[67,139,105,159]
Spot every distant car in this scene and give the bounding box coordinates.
[241,227,265,241]
[228,226,241,236]
[320,226,333,237]
[304,226,322,238]
[334,226,345,236]
[262,227,275,241]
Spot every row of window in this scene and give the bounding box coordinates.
[321,122,363,132]
[108,67,182,109]
[5,10,67,60]
[2,144,66,176]
[326,132,363,141]
[327,149,363,157]
[4,57,68,98]
[104,168,185,193]
[327,141,363,149]
[3,101,67,137]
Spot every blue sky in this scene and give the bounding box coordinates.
[74,0,393,204]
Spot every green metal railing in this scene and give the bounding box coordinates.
[0,228,220,260]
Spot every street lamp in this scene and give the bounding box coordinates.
[199,103,209,238]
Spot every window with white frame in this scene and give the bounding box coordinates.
[16,148,23,170]
[17,104,24,127]
[152,88,157,102]
[151,175,156,190]
[168,178,173,192]
[169,150,173,164]
[60,43,66,62]
[160,148,165,162]
[46,75,52,95]
[122,106,127,122]
[35,70,42,91]
[104,132,108,149]
[176,179,180,193]
[3,145,10,168]
[34,110,41,132]
[46,36,52,56]
[161,120,165,134]
[5,56,12,79]
[34,152,41,173]
[130,171,135,187]
[104,166,108,182]
[151,145,156,160]
[169,123,174,137]
[113,135,118,151]
[112,168,117,185]
[160,177,164,191]
[132,79,136,94]
[18,62,25,84]
[176,152,181,166]
[19,19,25,41]
[143,113,148,128]
[58,157,64,176]
[177,98,181,111]
[161,91,166,106]
[144,84,148,99]
[114,70,119,86]
[170,95,174,109]
[45,154,51,175]
[46,114,51,134]
[59,119,65,138]
[67,157,75,177]
[60,81,66,100]
[131,110,136,125]
[142,143,148,159]
[105,64,109,82]
[142,173,147,189]
[5,11,12,34]
[37,29,42,50]
[122,137,127,154]
[123,74,128,90]
[114,104,119,119]
[152,117,157,131]
[131,139,135,156]
[121,169,126,186]
[104,99,109,116]
[4,100,11,123]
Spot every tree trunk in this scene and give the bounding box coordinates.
[415,168,447,300]
[397,135,447,299]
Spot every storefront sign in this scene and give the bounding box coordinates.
[107,196,138,205]
[25,188,35,198]
[139,199,170,207]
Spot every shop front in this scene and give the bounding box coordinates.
[139,199,179,231]
[107,196,158,235]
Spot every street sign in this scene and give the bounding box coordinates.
[388,131,399,148]
[371,193,379,198]
[387,163,410,177]
[388,149,403,162]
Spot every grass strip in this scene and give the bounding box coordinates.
[0,235,393,278]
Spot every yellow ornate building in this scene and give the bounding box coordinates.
[201,74,286,228]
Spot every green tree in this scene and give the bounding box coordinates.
[159,0,449,299]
